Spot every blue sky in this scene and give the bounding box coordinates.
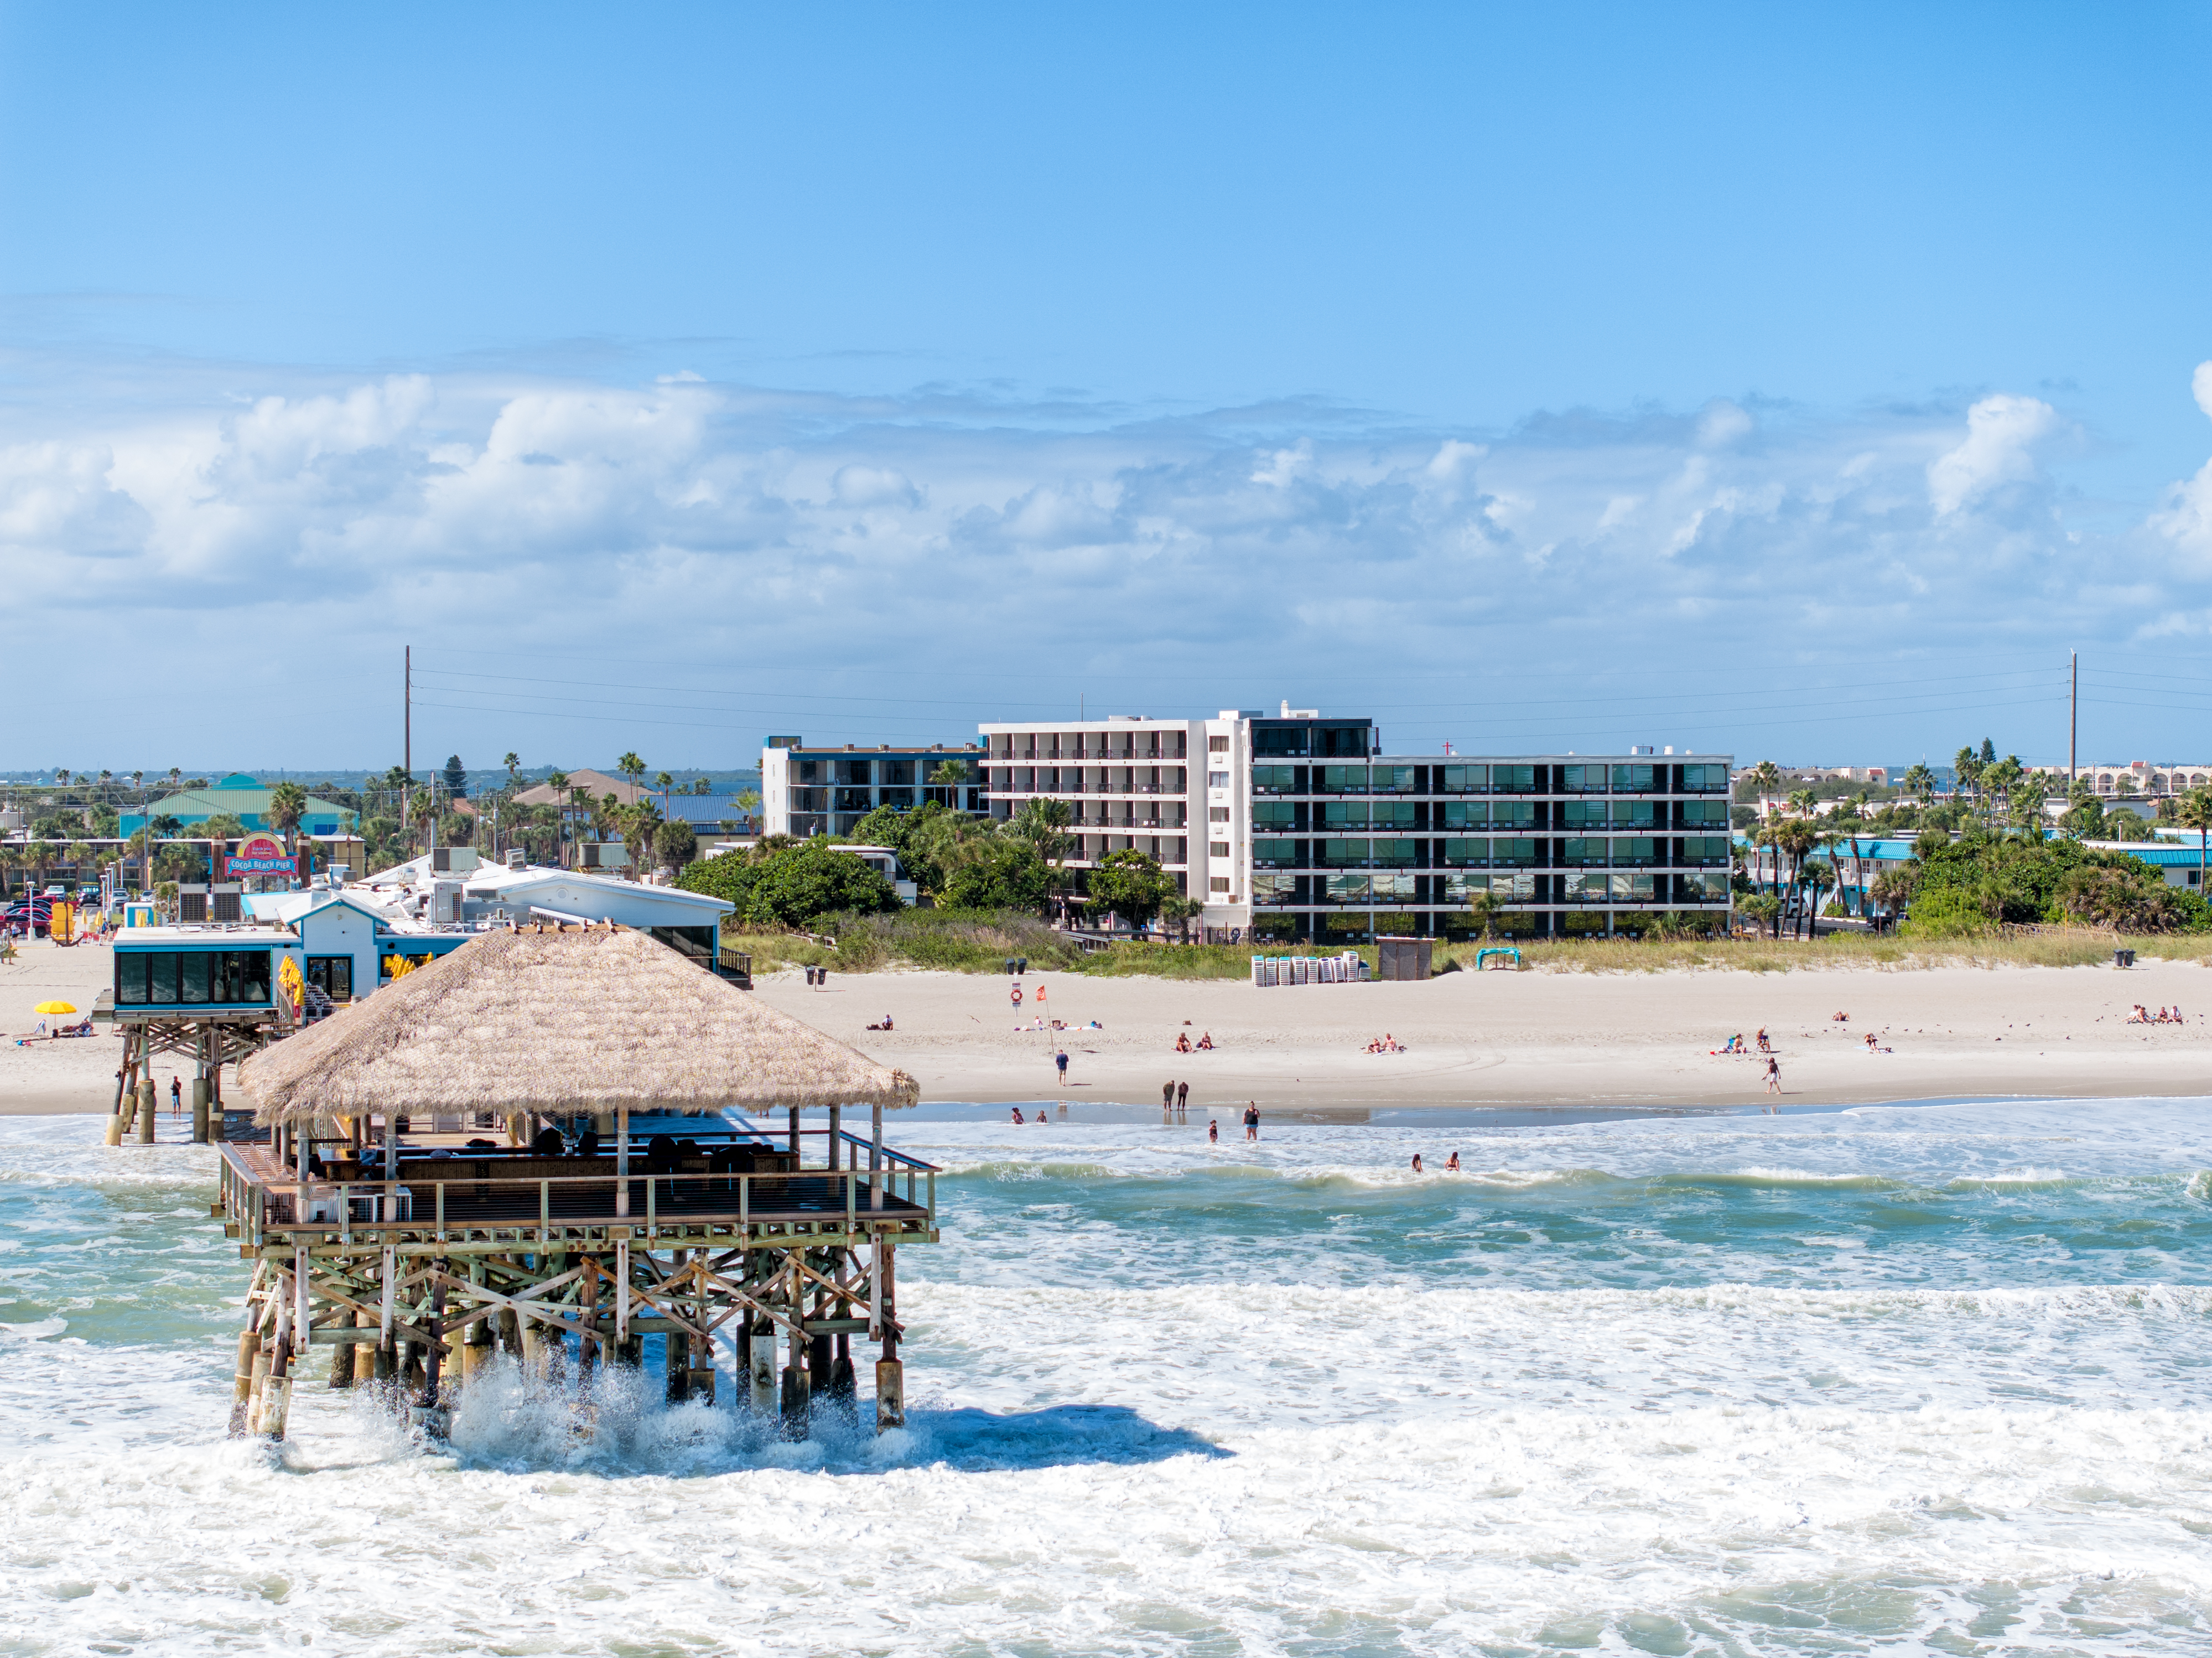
[3,3,2211,772]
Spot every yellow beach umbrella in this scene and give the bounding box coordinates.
[34,1001,77,1015]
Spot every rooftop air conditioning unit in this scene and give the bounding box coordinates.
[506,847,527,871]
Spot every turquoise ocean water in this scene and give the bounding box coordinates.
[0,1095,2207,1655]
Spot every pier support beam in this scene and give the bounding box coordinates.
[137,1078,157,1144]
[191,1078,210,1145]
[229,1330,261,1436]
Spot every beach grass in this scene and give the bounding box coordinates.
[729,913,2212,979]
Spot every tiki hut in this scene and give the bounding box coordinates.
[236,924,918,1149]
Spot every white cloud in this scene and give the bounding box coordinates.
[2149,361,2212,558]
[1927,393,2059,516]
[2,361,2203,760]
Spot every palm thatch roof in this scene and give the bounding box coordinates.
[237,923,918,1125]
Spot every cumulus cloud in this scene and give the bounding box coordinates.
[2149,360,2212,560]
[1,358,2203,759]
[1927,392,2059,516]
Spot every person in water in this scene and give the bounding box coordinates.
[1445,1151,1460,1171]
[1208,1119,1219,1144]
[1410,1153,1423,1173]
[1243,1102,1260,1141]
[1010,1107,1025,1124]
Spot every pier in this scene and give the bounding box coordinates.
[213,923,932,1440]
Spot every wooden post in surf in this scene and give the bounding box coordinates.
[875,1241,904,1432]
[615,1103,630,1218]
[666,1249,690,1403]
[137,1078,156,1144]
[376,1244,397,1384]
[230,1330,262,1435]
[577,1261,600,1385]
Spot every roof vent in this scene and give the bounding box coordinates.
[506,847,527,870]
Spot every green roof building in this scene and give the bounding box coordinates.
[119,775,354,838]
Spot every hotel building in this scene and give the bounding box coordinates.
[978,708,1733,940]
[761,737,990,839]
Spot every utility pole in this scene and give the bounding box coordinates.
[2068,651,2077,784]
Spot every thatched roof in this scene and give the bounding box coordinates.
[237,924,919,1125]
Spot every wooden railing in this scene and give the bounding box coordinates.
[220,1139,937,1251]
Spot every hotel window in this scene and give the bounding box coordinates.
[1252,765,1299,795]
[1253,800,1297,830]
[1690,872,1730,901]
[1209,807,1230,822]
[1324,873,1371,903]
[1209,876,1232,893]
[1570,872,1611,901]
[1492,765,1538,794]
[1208,736,1229,752]
[1561,765,1608,792]
[1562,838,1607,866]
[1440,838,1489,867]
[1492,837,1541,867]
[1318,838,1370,867]
[1612,836,1660,866]
[1371,800,1416,829]
[1372,839,1420,868]
[1210,841,1231,857]
[1252,872,1299,905]
[1440,801,1484,829]
[1253,839,1302,868]
[1316,765,1367,794]
[1208,772,1230,789]
[1561,799,1607,829]
[1442,872,1488,902]
[838,760,873,785]
[882,760,914,786]
[797,760,821,784]
[1492,872,1537,902]
[1681,763,1729,791]
[1609,872,1658,902]
[1681,836,1731,865]
[1679,800,1730,827]
[1436,765,1486,793]
[1492,801,1536,830]
[1320,802,1368,830]
[1373,871,1417,901]
[1611,763,1659,793]
[1373,766,1416,793]
[1611,801,1657,829]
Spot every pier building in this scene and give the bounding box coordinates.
[216,924,931,1442]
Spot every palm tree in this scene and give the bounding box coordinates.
[165,767,181,789]
[266,781,309,867]
[2178,786,2212,898]
[930,758,972,809]
[654,771,674,814]
[735,788,762,830]
[620,801,663,880]
[1748,760,1781,820]
[129,770,143,796]
[1787,788,1818,820]
[503,753,522,792]
[615,752,647,799]
[1902,763,1936,808]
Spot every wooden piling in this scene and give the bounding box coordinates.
[137,1079,157,1144]
[191,1078,210,1145]
[229,1330,261,1436]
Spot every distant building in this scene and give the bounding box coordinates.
[2031,761,2212,798]
[119,775,354,838]
[760,741,987,838]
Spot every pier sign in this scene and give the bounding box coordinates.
[224,834,298,877]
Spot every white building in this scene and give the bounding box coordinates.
[2032,761,2212,798]
[760,739,988,838]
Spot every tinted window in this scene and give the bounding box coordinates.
[180,952,211,1004]
[1441,837,1488,864]
[1253,839,1301,865]
[116,954,149,1005]
[1438,765,1486,792]
[149,953,179,1004]
[1492,766,1537,793]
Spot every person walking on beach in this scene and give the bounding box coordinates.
[1764,1055,1781,1108]
[1162,1080,1175,1112]
[1243,1102,1260,1141]
[169,1075,181,1116]
[1055,1049,1069,1086]
[1176,1080,1189,1114]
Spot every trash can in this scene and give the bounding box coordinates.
[2115,948,2136,968]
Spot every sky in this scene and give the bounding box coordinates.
[3,2,2211,774]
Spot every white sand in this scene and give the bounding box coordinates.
[0,938,129,1113]
[9,938,2206,1117]
[752,959,2212,1114]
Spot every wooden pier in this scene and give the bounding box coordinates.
[215,923,931,1440]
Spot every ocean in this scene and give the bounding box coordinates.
[0,1095,2207,1655]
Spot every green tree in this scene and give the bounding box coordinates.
[615,752,647,797]
[939,839,1051,912]
[266,780,310,853]
[928,757,972,808]
[1902,763,1936,807]
[503,752,522,792]
[2178,786,2212,896]
[677,840,901,928]
[442,755,468,798]
[1085,849,1175,935]
[657,819,698,869]
[734,788,762,828]
[619,800,663,879]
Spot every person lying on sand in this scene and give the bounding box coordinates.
[1831,1011,1848,1022]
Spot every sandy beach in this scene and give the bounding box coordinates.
[752,959,2212,1114]
[8,937,2209,1116]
